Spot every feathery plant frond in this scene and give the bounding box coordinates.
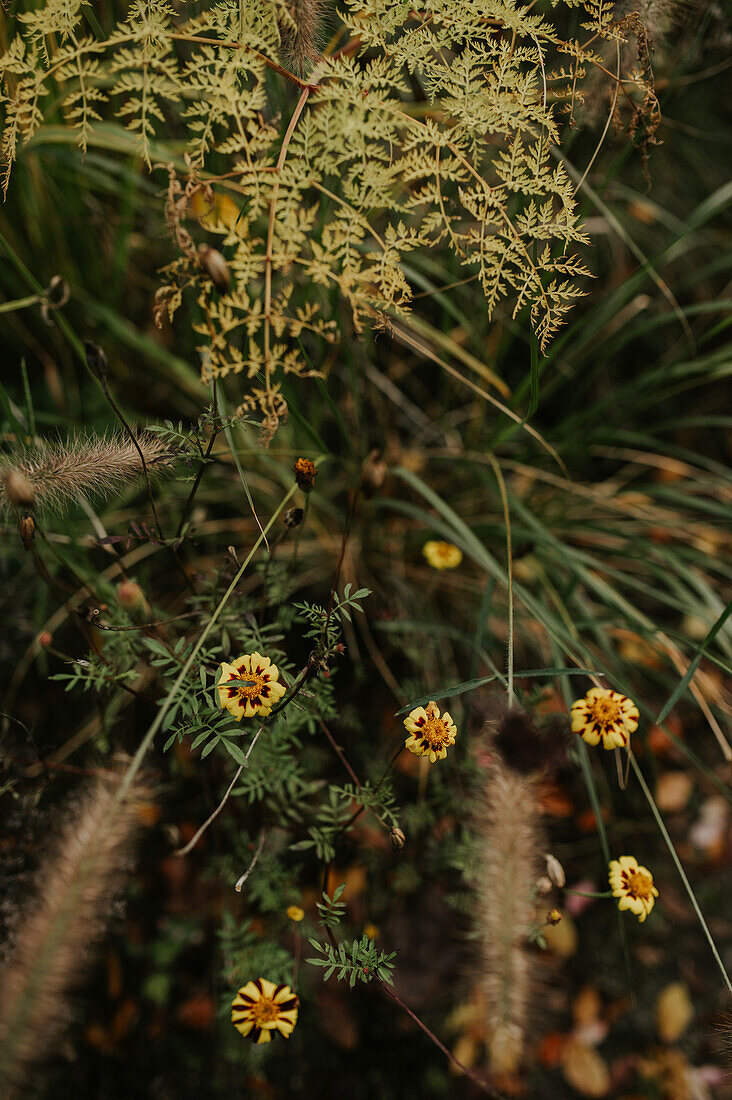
[0,0,656,438]
[0,432,173,515]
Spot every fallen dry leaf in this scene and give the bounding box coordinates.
[655,982,694,1044]
[561,1037,611,1097]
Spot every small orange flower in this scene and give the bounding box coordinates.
[404,700,457,763]
[293,458,317,492]
[570,687,639,749]
[422,540,463,570]
[231,979,299,1043]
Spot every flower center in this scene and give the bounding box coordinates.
[250,996,279,1025]
[237,674,265,699]
[590,696,621,724]
[421,717,450,748]
[626,869,653,899]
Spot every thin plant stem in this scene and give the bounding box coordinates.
[235,829,266,893]
[175,383,219,540]
[109,484,297,812]
[175,765,244,857]
[373,976,504,1098]
[487,453,514,705]
[169,33,314,91]
[628,750,732,994]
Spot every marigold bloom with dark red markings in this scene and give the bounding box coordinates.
[570,686,639,750]
[231,978,299,1043]
[293,457,317,492]
[404,700,457,763]
[609,855,658,922]
[216,652,286,720]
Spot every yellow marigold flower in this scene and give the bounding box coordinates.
[570,686,639,750]
[231,978,299,1044]
[422,540,463,570]
[286,905,304,922]
[217,652,286,720]
[404,700,457,763]
[364,923,379,940]
[609,856,658,923]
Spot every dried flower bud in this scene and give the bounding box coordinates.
[3,469,36,509]
[546,908,563,926]
[360,449,388,499]
[117,580,149,616]
[19,511,35,550]
[293,458,317,493]
[38,631,53,648]
[198,243,230,293]
[284,506,304,529]
[389,826,406,851]
[536,876,553,895]
[84,340,109,382]
[545,853,566,888]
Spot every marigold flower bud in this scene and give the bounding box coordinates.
[389,826,406,851]
[198,243,230,293]
[546,908,562,925]
[293,458,317,493]
[286,905,305,922]
[117,580,149,616]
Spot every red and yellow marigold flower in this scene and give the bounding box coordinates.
[404,700,457,763]
[231,978,299,1043]
[217,652,286,720]
[570,686,639,749]
[609,856,658,922]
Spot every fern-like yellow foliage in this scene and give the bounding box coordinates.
[0,0,652,438]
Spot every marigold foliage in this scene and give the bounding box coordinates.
[1,1,652,436]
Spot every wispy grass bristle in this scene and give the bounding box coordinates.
[0,776,147,1097]
[473,754,544,1075]
[0,432,172,516]
[278,0,324,75]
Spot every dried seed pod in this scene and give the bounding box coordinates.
[198,243,230,292]
[83,340,109,382]
[284,507,304,528]
[360,449,388,499]
[18,512,35,550]
[389,826,406,851]
[545,853,566,888]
